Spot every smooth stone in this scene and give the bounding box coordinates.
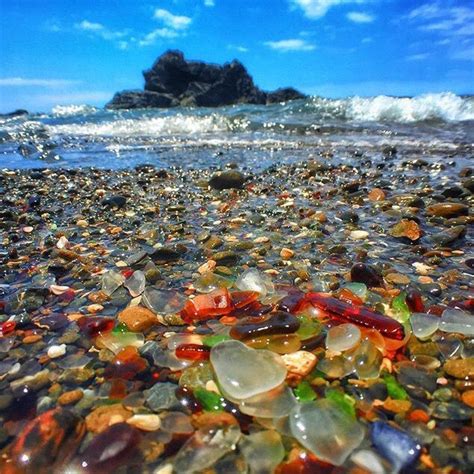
[426,202,469,218]
[127,414,161,431]
[144,382,180,412]
[431,225,466,246]
[439,308,474,336]
[371,421,421,472]
[47,343,67,359]
[209,171,246,190]
[351,263,384,288]
[118,306,157,332]
[326,323,361,352]
[410,313,440,340]
[210,340,287,400]
[350,230,369,240]
[290,399,365,466]
[443,358,474,379]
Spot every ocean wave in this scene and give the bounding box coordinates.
[310,92,474,123]
[51,104,99,117]
[46,112,243,137]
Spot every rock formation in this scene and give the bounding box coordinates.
[107,50,306,109]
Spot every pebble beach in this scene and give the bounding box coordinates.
[0,96,473,473]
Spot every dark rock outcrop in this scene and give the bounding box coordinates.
[107,50,306,109]
[0,109,29,118]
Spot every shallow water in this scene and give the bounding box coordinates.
[1,92,473,170]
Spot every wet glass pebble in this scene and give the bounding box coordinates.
[410,312,440,340]
[239,430,285,474]
[440,308,474,336]
[290,399,365,466]
[326,323,361,352]
[371,421,421,472]
[210,340,287,400]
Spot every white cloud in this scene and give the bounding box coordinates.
[408,3,474,37]
[347,11,374,23]
[77,20,104,32]
[204,0,215,6]
[153,9,192,30]
[406,53,429,61]
[0,77,81,87]
[139,28,180,46]
[228,44,249,53]
[265,39,316,52]
[407,3,474,63]
[290,0,369,19]
[75,20,128,41]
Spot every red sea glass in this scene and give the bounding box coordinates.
[175,343,210,361]
[230,290,260,309]
[301,293,405,340]
[406,289,425,313]
[1,321,16,335]
[76,317,115,338]
[180,288,234,323]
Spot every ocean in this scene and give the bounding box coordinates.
[1,92,473,170]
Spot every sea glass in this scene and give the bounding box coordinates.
[235,268,275,297]
[124,270,146,297]
[238,384,297,418]
[173,423,242,474]
[245,334,302,354]
[391,292,411,323]
[210,340,287,400]
[303,293,405,340]
[181,288,234,323]
[101,271,125,296]
[229,311,300,340]
[176,343,210,361]
[326,323,361,352]
[410,312,439,340]
[345,340,383,379]
[371,421,421,472]
[289,399,365,466]
[239,430,285,474]
[439,308,474,336]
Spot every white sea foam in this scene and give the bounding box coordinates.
[47,113,239,137]
[51,104,99,117]
[332,92,474,123]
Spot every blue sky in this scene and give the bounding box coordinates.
[0,0,473,112]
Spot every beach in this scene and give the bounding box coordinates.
[0,95,473,473]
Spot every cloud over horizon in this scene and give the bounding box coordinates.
[291,0,370,19]
[265,38,316,52]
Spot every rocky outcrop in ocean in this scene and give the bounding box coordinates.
[106,50,306,109]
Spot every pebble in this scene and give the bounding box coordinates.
[47,344,66,359]
[350,230,369,240]
[210,340,287,399]
[280,248,295,259]
[426,202,469,218]
[461,390,474,408]
[58,389,84,405]
[208,170,246,190]
[290,399,365,466]
[281,350,317,376]
[443,358,474,379]
[118,306,157,332]
[127,414,161,431]
[326,323,361,352]
[85,404,133,433]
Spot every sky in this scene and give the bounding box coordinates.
[0,0,473,112]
